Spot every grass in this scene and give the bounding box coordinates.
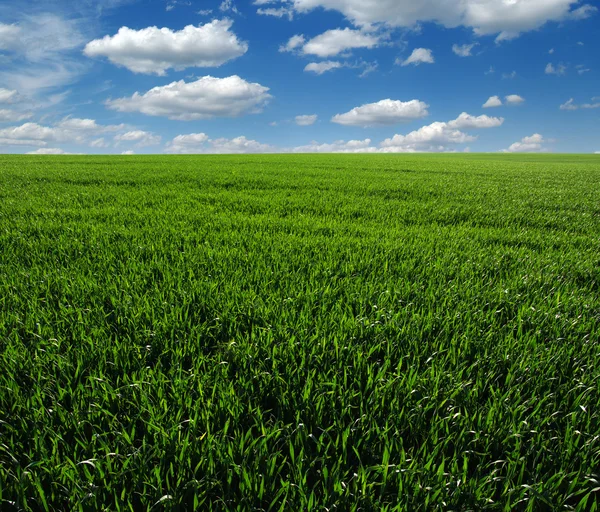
[1,153,599,511]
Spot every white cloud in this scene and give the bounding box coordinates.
[257,7,294,19]
[545,62,567,75]
[549,48,555,54]
[483,95,502,108]
[280,34,306,52]
[122,150,136,155]
[90,138,109,148]
[0,15,87,96]
[293,138,377,153]
[304,61,343,74]
[505,94,525,105]
[106,75,272,120]
[26,148,71,155]
[379,111,502,152]
[114,130,161,147]
[502,70,517,79]
[84,19,248,75]
[219,0,240,14]
[0,109,33,122]
[559,98,600,110]
[0,23,21,49]
[0,88,20,104]
[56,117,125,133]
[398,48,434,66]
[0,118,127,148]
[331,99,429,127]
[166,133,276,153]
[452,43,477,57]
[302,28,380,57]
[502,133,547,153]
[380,123,476,152]
[448,112,504,129]
[295,114,318,126]
[258,0,597,40]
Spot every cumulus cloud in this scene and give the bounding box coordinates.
[84,19,248,75]
[166,133,276,153]
[114,130,161,147]
[502,133,547,153]
[447,112,504,129]
[0,118,127,148]
[483,95,502,108]
[106,75,272,120]
[295,114,318,126]
[398,48,434,66]
[379,111,503,152]
[452,43,477,57]
[505,94,525,105]
[545,62,567,75]
[258,0,597,41]
[280,29,380,57]
[380,123,476,152]
[304,61,343,74]
[331,99,429,127]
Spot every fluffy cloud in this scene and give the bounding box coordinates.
[331,99,429,127]
[447,112,504,129]
[502,133,547,153]
[380,111,503,152]
[545,62,567,75]
[304,61,343,74]
[559,98,600,110]
[106,75,272,120]
[293,138,377,153]
[295,114,318,126]
[298,28,380,57]
[505,94,525,105]
[84,19,247,75]
[452,43,477,57]
[114,130,161,147]
[259,0,597,41]
[483,95,503,108]
[380,123,476,152]
[0,118,127,148]
[398,48,434,66]
[166,133,276,153]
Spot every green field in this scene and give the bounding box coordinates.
[1,154,599,511]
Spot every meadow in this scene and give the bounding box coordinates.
[1,153,599,511]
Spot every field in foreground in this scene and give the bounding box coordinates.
[1,154,599,511]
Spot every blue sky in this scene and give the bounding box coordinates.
[0,0,598,154]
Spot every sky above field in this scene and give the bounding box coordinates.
[0,0,598,154]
